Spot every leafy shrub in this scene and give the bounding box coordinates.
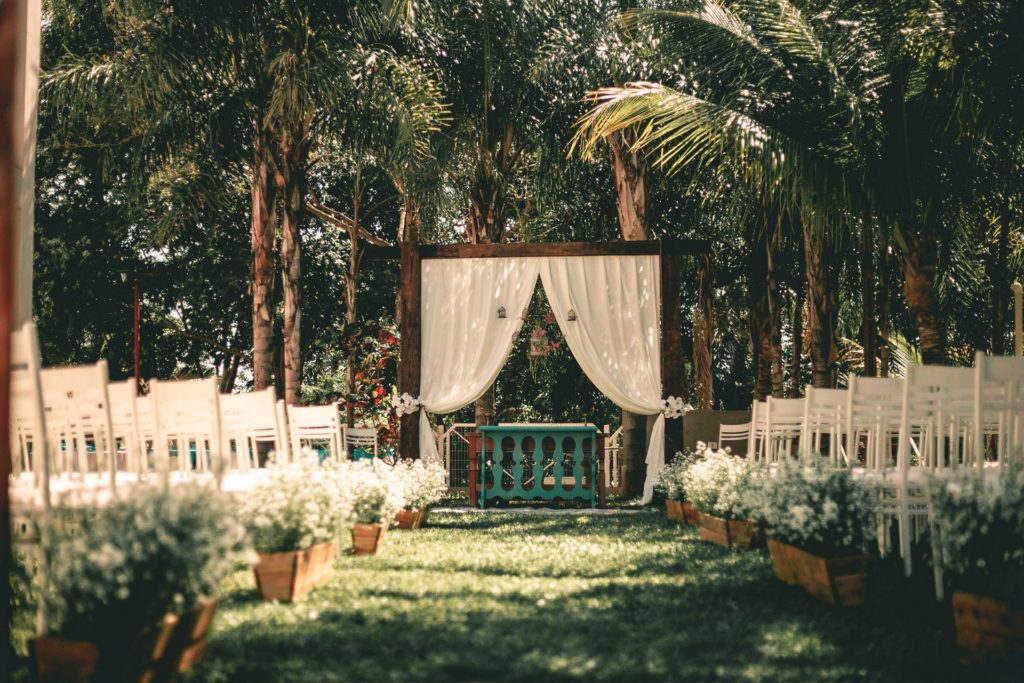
[681,451,762,520]
[241,462,349,553]
[743,460,877,556]
[928,466,1024,601]
[41,485,251,644]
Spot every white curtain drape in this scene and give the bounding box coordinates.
[418,257,541,461]
[539,255,665,503]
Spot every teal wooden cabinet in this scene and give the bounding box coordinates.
[469,425,604,508]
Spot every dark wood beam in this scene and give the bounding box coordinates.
[1,0,18,668]
[660,242,684,463]
[398,241,422,459]
[364,238,711,261]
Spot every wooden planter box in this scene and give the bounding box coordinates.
[665,500,683,522]
[698,512,756,549]
[395,508,427,530]
[351,523,388,555]
[952,591,1024,663]
[767,539,869,607]
[253,540,336,602]
[31,597,217,683]
[681,502,701,526]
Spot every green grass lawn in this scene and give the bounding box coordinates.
[171,511,1010,683]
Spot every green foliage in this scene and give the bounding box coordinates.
[928,466,1024,602]
[40,485,251,643]
[743,460,878,556]
[653,450,697,502]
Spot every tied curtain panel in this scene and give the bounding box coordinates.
[539,256,664,504]
[418,254,665,503]
[418,257,542,462]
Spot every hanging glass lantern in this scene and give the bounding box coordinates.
[529,326,550,360]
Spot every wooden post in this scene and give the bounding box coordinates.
[660,240,684,461]
[398,241,421,459]
[468,432,480,508]
[1,0,19,668]
[1014,281,1023,357]
[133,278,142,395]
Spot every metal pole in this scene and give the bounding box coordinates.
[1013,281,1022,357]
[133,279,141,394]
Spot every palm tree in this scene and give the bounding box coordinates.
[573,0,1023,368]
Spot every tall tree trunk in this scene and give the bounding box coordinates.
[804,222,837,388]
[251,128,277,392]
[749,234,774,401]
[693,253,714,409]
[279,128,309,405]
[989,207,1011,355]
[789,288,803,397]
[901,229,946,365]
[861,214,878,376]
[610,131,651,496]
[879,229,892,377]
[345,177,364,428]
[394,192,421,328]
[766,229,784,397]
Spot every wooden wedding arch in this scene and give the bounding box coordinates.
[367,237,711,486]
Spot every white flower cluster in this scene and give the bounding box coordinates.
[392,392,421,417]
[384,458,448,510]
[741,460,877,555]
[681,451,762,520]
[41,484,251,641]
[927,465,1024,595]
[240,462,351,554]
[660,395,691,419]
[340,460,407,524]
[655,451,696,502]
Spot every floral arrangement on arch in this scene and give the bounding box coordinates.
[40,485,252,645]
[681,450,763,520]
[742,460,878,557]
[341,319,400,450]
[240,462,351,554]
[927,465,1024,601]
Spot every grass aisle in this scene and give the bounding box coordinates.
[188,512,964,683]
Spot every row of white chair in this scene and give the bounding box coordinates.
[8,323,380,495]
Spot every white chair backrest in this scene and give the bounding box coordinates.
[763,397,805,462]
[899,365,975,470]
[846,376,904,470]
[747,400,767,460]
[150,377,225,476]
[220,388,283,471]
[40,360,116,485]
[800,386,848,465]
[974,352,1024,466]
[9,323,49,499]
[345,426,379,458]
[107,379,144,475]
[287,403,343,461]
[717,422,751,453]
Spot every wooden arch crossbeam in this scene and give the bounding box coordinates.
[367,238,712,464]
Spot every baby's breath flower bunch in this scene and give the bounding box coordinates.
[743,460,877,556]
[390,458,448,510]
[928,465,1024,601]
[41,485,251,644]
[340,460,407,525]
[681,451,762,520]
[655,451,696,502]
[241,461,350,554]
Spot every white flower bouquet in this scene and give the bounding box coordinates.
[40,485,251,645]
[241,462,350,554]
[743,460,877,556]
[391,459,448,510]
[655,451,696,502]
[928,466,1024,601]
[341,460,407,525]
[681,451,761,520]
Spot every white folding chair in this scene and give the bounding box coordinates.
[973,352,1024,467]
[800,386,849,465]
[287,403,344,462]
[762,397,805,462]
[39,360,116,489]
[846,376,906,471]
[150,378,227,478]
[134,394,158,467]
[747,400,768,461]
[718,422,751,454]
[275,400,291,465]
[220,389,288,471]
[9,323,50,499]
[107,379,144,477]
[344,426,379,461]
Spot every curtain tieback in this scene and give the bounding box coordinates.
[660,396,691,419]
[392,393,422,417]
